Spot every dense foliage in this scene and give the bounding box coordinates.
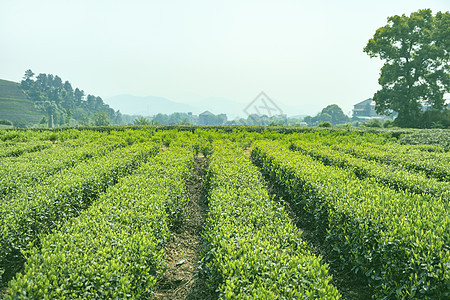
[364,9,450,127]
[20,70,123,126]
[303,104,349,126]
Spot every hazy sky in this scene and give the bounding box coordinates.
[1,0,449,116]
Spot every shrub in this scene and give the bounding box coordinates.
[364,118,383,127]
[318,121,332,127]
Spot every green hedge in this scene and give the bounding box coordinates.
[332,142,450,181]
[6,145,194,298]
[0,142,159,282]
[0,139,125,200]
[252,141,449,299]
[399,129,450,151]
[290,141,450,201]
[203,141,340,299]
[0,129,162,200]
[0,141,51,158]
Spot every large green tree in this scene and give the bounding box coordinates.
[321,104,349,125]
[303,104,349,126]
[364,9,449,127]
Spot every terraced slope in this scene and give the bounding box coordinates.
[0,79,44,124]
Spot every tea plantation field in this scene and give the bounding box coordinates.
[0,126,448,299]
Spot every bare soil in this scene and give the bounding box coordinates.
[153,155,216,300]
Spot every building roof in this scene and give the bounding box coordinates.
[354,98,373,106]
[199,110,214,116]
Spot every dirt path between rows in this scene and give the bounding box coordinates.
[153,155,215,300]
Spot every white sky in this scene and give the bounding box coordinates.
[1,0,448,116]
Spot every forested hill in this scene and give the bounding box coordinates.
[15,70,123,127]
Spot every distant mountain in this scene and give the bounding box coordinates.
[0,79,45,125]
[104,94,196,116]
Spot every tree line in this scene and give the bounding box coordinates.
[21,70,123,127]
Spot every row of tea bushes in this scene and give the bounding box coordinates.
[203,141,341,299]
[0,128,118,143]
[0,138,127,200]
[398,129,450,151]
[331,142,450,181]
[364,140,450,157]
[6,146,194,298]
[252,141,449,299]
[288,130,393,146]
[0,128,163,200]
[0,141,51,158]
[0,142,159,282]
[290,141,450,201]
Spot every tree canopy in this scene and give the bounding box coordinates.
[364,9,449,127]
[21,70,123,127]
[304,104,349,126]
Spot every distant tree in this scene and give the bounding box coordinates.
[112,110,124,125]
[65,108,73,125]
[364,9,450,127]
[93,111,110,126]
[153,113,169,124]
[79,114,90,126]
[133,116,151,125]
[63,81,73,94]
[318,121,332,127]
[321,104,349,125]
[21,69,35,90]
[303,104,348,126]
[35,73,48,91]
[74,88,84,105]
[317,112,332,123]
[303,115,313,125]
[364,118,383,128]
[86,95,96,111]
[168,112,191,124]
[246,114,260,126]
[23,69,35,80]
[53,75,63,92]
